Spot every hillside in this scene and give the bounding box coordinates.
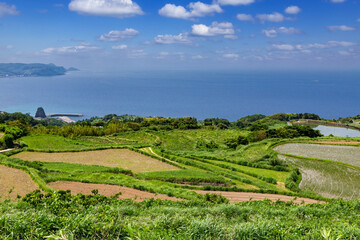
[0,63,77,77]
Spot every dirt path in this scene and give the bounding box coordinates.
[195,190,323,204]
[48,181,182,202]
[0,165,39,200]
[0,148,15,154]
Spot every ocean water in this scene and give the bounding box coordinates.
[0,70,359,121]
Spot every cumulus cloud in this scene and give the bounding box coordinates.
[158,2,222,20]
[41,44,100,54]
[68,0,144,18]
[192,21,236,39]
[330,0,346,2]
[263,27,301,38]
[236,13,254,21]
[327,25,356,31]
[217,0,255,6]
[285,6,301,15]
[112,44,128,50]
[257,12,285,23]
[98,29,139,42]
[154,33,192,45]
[295,41,356,50]
[0,2,19,17]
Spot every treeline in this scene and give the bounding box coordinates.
[224,125,322,149]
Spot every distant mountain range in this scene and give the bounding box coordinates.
[0,63,78,77]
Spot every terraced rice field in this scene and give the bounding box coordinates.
[279,155,360,200]
[13,149,180,172]
[275,143,360,168]
[0,165,39,200]
[48,181,182,201]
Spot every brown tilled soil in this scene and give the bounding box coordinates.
[306,140,360,145]
[13,149,180,172]
[195,190,323,204]
[0,132,4,138]
[48,181,182,202]
[0,165,39,200]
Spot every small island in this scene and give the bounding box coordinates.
[0,63,78,78]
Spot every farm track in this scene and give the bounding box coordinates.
[48,181,183,201]
[195,190,323,204]
[0,165,39,200]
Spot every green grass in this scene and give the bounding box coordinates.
[138,170,232,186]
[1,191,360,239]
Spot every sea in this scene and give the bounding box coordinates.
[0,70,359,121]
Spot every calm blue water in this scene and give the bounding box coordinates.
[0,70,359,121]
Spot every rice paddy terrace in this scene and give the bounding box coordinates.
[275,142,360,200]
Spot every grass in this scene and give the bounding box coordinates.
[1,191,360,239]
[275,143,360,168]
[138,170,232,186]
[12,149,180,173]
[279,155,360,200]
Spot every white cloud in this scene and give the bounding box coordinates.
[0,2,19,17]
[192,55,204,59]
[217,0,255,6]
[112,44,128,50]
[327,25,356,31]
[272,44,295,51]
[41,44,100,54]
[236,13,254,21]
[257,12,285,23]
[154,33,192,44]
[223,53,239,59]
[192,21,236,39]
[296,41,356,50]
[68,0,144,18]
[285,6,301,15]
[98,29,139,42]
[330,0,346,3]
[159,2,222,20]
[263,27,301,38]
[338,50,351,56]
[128,49,146,58]
[358,18,360,22]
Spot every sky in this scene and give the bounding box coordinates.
[0,0,359,71]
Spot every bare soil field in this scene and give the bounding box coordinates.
[196,190,322,204]
[48,181,182,201]
[0,132,4,138]
[0,165,38,200]
[13,149,180,172]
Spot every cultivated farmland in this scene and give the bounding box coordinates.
[0,165,38,200]
[279,155,360,199]
[48,181,182,201]
[275,143,360,168]
[13,149,180,172]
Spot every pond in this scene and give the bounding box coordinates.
[313,125,360,137]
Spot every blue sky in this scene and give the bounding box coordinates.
[0,0,359,71]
